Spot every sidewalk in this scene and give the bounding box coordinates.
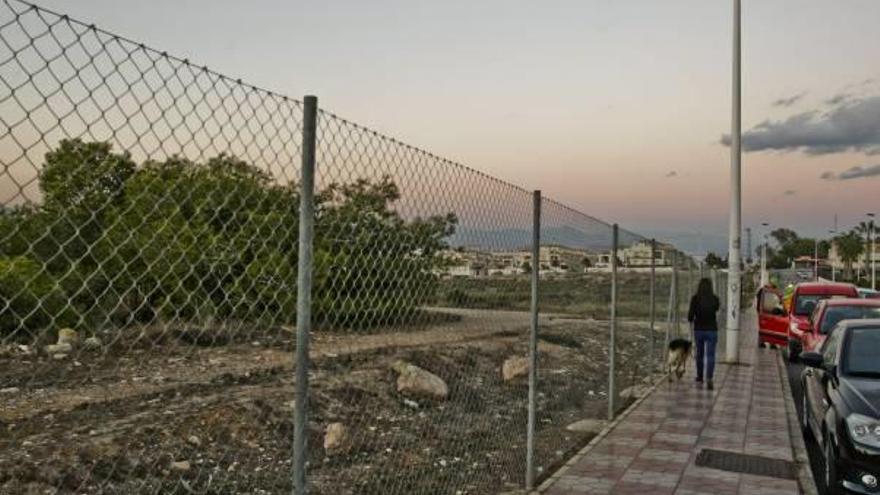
[538,316,813,495]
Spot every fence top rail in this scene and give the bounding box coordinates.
[4,0,649,244]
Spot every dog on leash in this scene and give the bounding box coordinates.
[667,338,692,382]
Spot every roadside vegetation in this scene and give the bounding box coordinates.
[0,139,457,341]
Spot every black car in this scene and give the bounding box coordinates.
[801,319,880,495]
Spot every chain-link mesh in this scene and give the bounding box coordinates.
[1,2,303,493]
[1,1,712,494]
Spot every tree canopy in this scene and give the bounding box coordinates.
[1,139,457,339]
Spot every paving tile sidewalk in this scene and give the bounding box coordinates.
[538,317,808,495]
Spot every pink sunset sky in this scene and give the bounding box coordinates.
[23,0,880,253]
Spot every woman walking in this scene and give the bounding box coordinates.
[688,278,721,390]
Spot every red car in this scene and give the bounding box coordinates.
[757,285,788,347]
[800,298,880,353]
[785,282,858,361]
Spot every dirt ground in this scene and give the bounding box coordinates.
[0,309,662,495]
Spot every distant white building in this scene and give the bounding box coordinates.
[596,240,675,269]
[440,245,592,277]
[537,245,591,272]
[441,249,490,277]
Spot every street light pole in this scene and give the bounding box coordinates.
[725,0,743,363]
[760,222,769,288]
[829,229,837,282]
[869,213,876,290]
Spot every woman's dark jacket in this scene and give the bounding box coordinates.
[688,294,720,331]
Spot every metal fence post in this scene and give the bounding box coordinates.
[688,260,694,298]
[712,269,719,298]
[526,190,541,490]
[672,251,680,337]
[649,239,656,374]
[665,265,674,362]
[608,224,619,420]
[294,95,318,495]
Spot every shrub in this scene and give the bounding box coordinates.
[0,256,76,339]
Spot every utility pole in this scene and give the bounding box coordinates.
[870,213,876,290]
[830,229,837,282]
[725,0,743,363]
[760,222,769,287]
[746,227,752,265]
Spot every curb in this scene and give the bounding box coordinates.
[533,371,669,493]
[776,352,819,495]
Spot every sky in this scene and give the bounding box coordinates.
[19,0,880,253]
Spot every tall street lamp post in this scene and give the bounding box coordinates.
[869,213,876,290]
[829,229,837,282]
[725,0,743,363]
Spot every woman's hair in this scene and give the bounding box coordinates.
[697,277,714,299]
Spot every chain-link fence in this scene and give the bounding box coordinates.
[0,2,721,494]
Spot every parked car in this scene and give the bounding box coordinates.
[800,320,880,495]
[757,285,788,347]
[786,282,859,361]
[801,299,880,353]
[858,288,880,299]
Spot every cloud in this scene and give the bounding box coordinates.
[838,164,880,180]
[665,171,678,178]
[821,164,880,181]
[772,92,806,108]
[721,95,880,155]
[825,93,851,106]
[783,190,796,196]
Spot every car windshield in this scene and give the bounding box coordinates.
[795,294,849,316]
[820,306,880,334]
[845,327,880,377]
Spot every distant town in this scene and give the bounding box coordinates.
[441,239,681,277]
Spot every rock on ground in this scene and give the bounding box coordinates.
[620,384,651,400]
[323,422,347,451]
[565,419,607,433]
[57,328,78,345]
[82,336,102,350]
[391,361,448,400]
[45,343,72,355]
[502,356,530,381]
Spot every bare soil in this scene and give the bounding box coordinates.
[0,309,660,495]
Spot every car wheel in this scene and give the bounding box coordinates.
[800,384,812,439]
[824,432,842,495]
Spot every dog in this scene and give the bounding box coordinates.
[667,338,692,382]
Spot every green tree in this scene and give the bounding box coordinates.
[704,252,727,269]
[0,256,75,339]
[95,155,298,324]
[770,228,798,247]
[4,140,457,337]
[834,231,864,280]
[312,177,457,328]
[39,139,136,211]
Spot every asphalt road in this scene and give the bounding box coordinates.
[785,357,828,494]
